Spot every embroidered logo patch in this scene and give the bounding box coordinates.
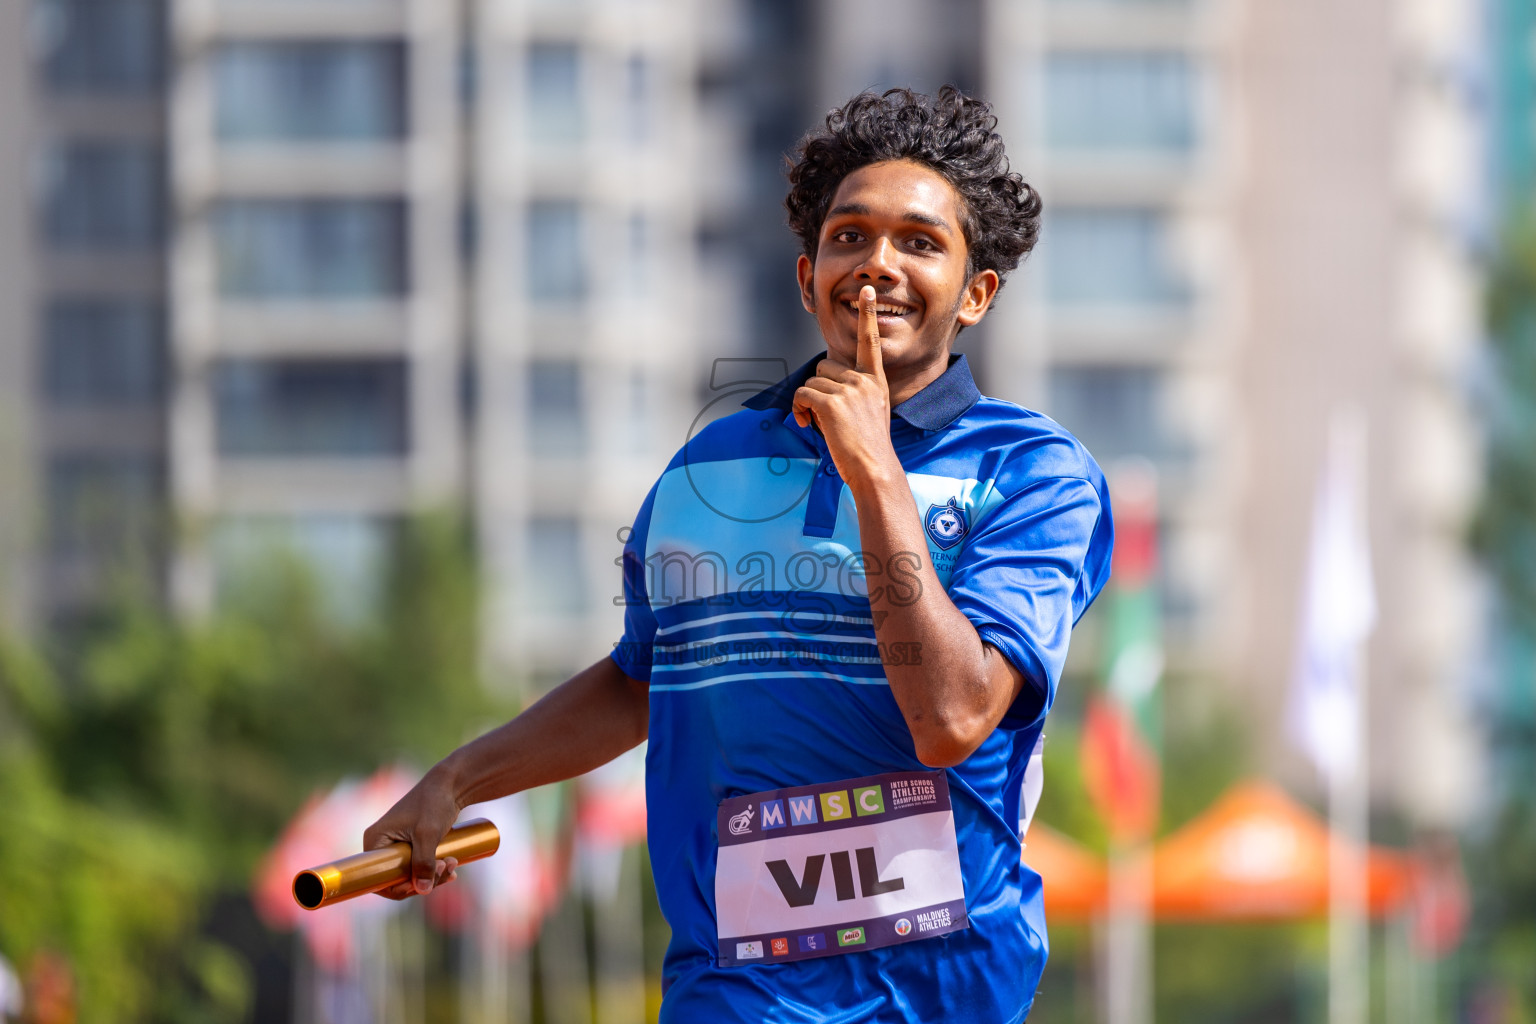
[924,499,969,551]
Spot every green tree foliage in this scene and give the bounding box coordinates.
[0,511,494,1020]
[1466,215,1536,1017]
[1479,214,1536,640]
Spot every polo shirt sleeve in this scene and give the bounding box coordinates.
[609,481,661,683]
[945,466,1114,731]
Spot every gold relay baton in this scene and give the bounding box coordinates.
[292,818,500,910]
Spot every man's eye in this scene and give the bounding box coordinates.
[910,237,935,251]
[833,230,861,243]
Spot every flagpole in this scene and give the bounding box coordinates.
[1101,846,1153,1024]
[1325,410,1371,1024]
[1087,459,1161,1024]
[1327,641,1369,1024]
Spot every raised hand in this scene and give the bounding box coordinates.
[792,285,905,495]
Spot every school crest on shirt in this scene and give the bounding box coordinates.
[924,498,969,551]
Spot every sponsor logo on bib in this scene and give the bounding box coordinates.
[787,794,819,826]
[735,941,764,960]
[727,805,755,836]
[894,918,912,937]
[916,907,953,933]
[770,937,789,957]
[761,799,786,830]
[837,927,866,947]
[853,785,884,816]
[819,791,851,821]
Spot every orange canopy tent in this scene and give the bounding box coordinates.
[1147,780,1412,921]
[1022,780,1416,923]
[1023,824,1107,920]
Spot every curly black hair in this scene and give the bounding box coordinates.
[785,86,1042,291]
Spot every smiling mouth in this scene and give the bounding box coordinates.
[842,298,915,318]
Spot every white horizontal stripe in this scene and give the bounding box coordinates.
[650,669,890,693]
[657,651,886,669]
[654,630,880,654]
[656,610,873,638]
[656,652,886,674]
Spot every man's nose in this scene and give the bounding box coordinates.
[855,237,900,282]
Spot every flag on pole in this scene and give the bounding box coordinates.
[575,743,648,904]
[1081,460,1163,843]
[252,767,416,970]
[1287,411,1376,781]
[457,790,560,950]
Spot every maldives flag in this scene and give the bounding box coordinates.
[1080,462,1163,844]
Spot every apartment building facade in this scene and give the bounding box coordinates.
[981,0,1486,826]
[2,0,719,699]
[1,0,173,627]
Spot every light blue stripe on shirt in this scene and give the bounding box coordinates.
[654,610,873,637]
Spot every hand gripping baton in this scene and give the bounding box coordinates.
[292,818,500,910]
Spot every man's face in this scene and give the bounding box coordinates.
[797,159,998,373]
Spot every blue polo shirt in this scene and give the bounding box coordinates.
[611,352,1113,1023]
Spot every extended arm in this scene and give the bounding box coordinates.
[363,654,648,896]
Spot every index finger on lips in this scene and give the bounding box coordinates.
[856,285,884,380]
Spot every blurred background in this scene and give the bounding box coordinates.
[0,0,1533,1020]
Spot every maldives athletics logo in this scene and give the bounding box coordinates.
[924,498,969,551]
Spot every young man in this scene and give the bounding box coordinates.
[365,87,1113,1022]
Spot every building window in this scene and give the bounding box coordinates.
[526,200,585,302]
[523,517,586,614]
[38,0,165,94]
[1042,207,1189,308]
[1045,52,1198,153]
[214,41,407,142]
[526,42,583,143]
[43,299,165,406]
[213,199,408,299]
[214,358,409,456]
[212,514,393,625]
[43,142,165,248]
[625,212,650,295]
[1046,365,1165,462]
[46,452,163,561]
[622,367,651,454]
[623,53,652,144]
[526,360,586,455]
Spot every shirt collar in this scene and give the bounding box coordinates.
[742,351,981,432]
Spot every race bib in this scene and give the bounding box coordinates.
[714,770,969,967]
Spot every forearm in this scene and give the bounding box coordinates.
[850,472,1019,766]
[434,655,649,809]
